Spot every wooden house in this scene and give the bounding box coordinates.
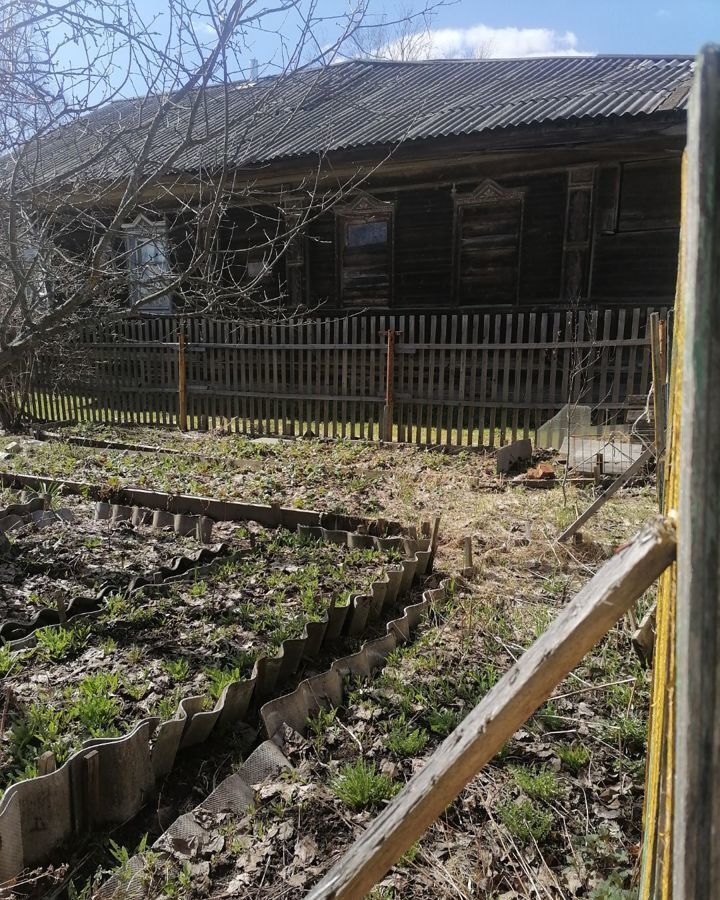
[31,54,692,316]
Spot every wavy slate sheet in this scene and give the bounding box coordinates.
[94,502,213,541]
[97,575,451,900]
[0,533,431,882]
[0,473,403,535]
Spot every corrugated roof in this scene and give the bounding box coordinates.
[18,54,694,185]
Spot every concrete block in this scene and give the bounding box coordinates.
[496,438,532,474]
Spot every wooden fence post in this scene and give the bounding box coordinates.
[382,329,398,442]
[673,44,720,900]
[177,326,187,432]
[649,311,668,505]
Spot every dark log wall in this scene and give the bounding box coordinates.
[303,151,682,312]
[591,157,681,302]
[393,187,454,307]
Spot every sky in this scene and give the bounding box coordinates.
[413,0,719,58]
[33,0,720,107]
[218,0,720,80]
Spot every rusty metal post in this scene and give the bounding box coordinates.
[177,327,187,431]
[383,329,397,443]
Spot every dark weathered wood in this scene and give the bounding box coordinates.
[673,44,720,900]
[306,517,676,900]
[32,308,655,446]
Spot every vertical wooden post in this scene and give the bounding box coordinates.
[382,329,397,443]
[177,326,187,432]
[462,536,474,576]
[673,44,720,900]
[649,311,668,505]
[84,749,100,831]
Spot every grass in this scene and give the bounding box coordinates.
[0,423,660,894]
[162,658,190,682]
[557,742,591,774]
[330,759,400,811]
[386,721,429,757]
[35,623,90,661]
[0,527,396,794]
[510,765,563,802]
[21,398,517,450]
[496,798,553,843]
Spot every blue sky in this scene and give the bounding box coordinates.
[227,0,719,78]
[50,0,718,101]
[427,0,718,56]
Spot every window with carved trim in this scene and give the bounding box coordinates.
[336,195,393,307]
[122,214,173,314]
[454,180,524,306]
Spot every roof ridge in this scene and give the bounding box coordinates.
[331,53,694,67]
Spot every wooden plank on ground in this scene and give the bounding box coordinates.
[306,516,676,900]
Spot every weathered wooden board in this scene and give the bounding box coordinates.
[306,517,676,900]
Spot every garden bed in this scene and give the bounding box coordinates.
[0,493,231,635]
[0,525,400,795]
[89,493,656,900]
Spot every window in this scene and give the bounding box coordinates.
[122,215,173,313]
[336,196,393,307]
[454,180,524,306]
[346,221,388,247]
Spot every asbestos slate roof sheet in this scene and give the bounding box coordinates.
[17,54,694,185]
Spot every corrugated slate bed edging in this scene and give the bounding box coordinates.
[97,575,451,900]
[0,496,226,646]
[0,499,432,882]
[0,471,404,535]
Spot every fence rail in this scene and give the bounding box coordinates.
[30,307,666,447]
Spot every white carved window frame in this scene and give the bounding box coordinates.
[121,213,173,314]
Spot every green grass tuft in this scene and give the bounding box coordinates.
[331,759,399,810]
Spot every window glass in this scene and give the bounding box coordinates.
[346,220,388,247]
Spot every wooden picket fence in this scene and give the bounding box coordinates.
[29,306,666,447]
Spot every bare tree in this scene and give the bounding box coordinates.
[0,0,439,428]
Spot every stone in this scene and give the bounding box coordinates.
[4,441,21,455]
[496,438,532,474]
[535,404,592,450]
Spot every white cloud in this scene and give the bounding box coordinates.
[378,24,591,61]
